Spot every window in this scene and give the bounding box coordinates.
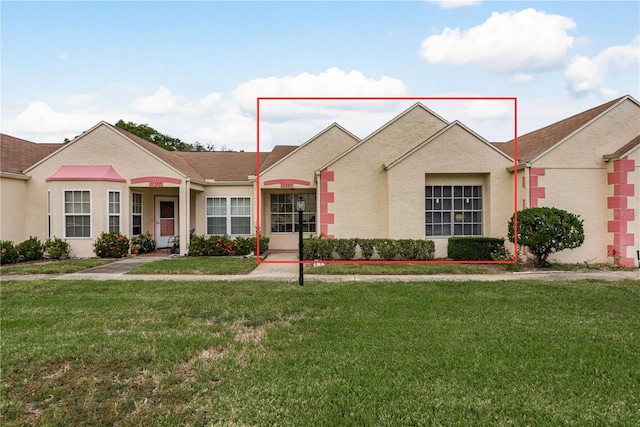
[206,197,252,235]
[270,193,316,233]
[64,190,91,238]
[108,191,121,233]
[425,185,482,237]
[132,192,142,236]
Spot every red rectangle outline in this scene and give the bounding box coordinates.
[256,97,518,264]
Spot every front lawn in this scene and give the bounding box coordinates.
[2,279,639,425]
[305,262,494,275]
[0,258,114,275]
[129,256,257,275]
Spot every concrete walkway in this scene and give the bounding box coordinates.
[1,252,638,282]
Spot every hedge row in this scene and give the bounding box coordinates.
[188,235,270,257]
[447,237,505,261]
[1,237,70,264]
[303,238,436,261]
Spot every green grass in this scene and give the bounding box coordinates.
[0,258,114,275]
[129,257,257,275]
[2,279,639,426]
[306,262,493,275]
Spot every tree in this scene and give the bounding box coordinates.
[115,120,223,152]
[508,207,584,267]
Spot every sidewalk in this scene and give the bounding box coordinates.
[1,252,638,282]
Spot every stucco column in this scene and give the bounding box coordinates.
[179,179,190,255]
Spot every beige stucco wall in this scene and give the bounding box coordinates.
[326,105,449,239]
[260,124,359,249]
[24,124,185,257]
[0,176,29,243]
[532,99,640,264]
[386,124,514,258]
[627,149,640,263]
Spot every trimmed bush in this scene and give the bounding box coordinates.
[44,237,70,260]
[15,236,44,262]
[303,237,334,261]
[508,207,584,267]
[333,238,357,260]
[448,237,505,261]
[397,239,436,260]
[1,240,18,265]
[94,232,130,258]
[355,238,375,260]
[375,239,398,260]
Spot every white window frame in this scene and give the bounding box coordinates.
[131,192,143,236]
[206,196,252,236]
[63,189,92,239]
[107,190,122,233]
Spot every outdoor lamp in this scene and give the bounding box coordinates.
[297,195,305,286]
[296,195,306,213]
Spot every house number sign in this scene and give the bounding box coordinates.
[149,181,164,187]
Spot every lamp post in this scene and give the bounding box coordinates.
[296,194,306,286]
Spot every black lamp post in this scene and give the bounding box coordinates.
[296,194,306,286]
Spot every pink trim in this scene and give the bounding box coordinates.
[530,167,545,176]
[46,165,126,182]
[320,168,335,238]
[131,176,182,186]
[529,167,546,208]
[607,197,627,209]
[614,183,635,196]
[614,158,635,172]
[607,171,627,185]
[263,179,311,188]
[607,157,637,265]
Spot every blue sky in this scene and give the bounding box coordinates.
[2,1,638,151]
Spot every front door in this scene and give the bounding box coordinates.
[155,197,178,248]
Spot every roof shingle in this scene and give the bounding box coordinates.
[0,134,61,175]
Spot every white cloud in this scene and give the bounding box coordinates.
[233,67,407,112]
[419,8,576,73]
[131,85,185,114]
[565,36,639,96]
[511,73,534,83]
[3,101,102,142]
[425,0,481,9]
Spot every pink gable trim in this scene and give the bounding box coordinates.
[46,165,126,182]
[131,176,182,185]
[263,179,310,188]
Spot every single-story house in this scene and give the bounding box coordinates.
[1,95,638,265]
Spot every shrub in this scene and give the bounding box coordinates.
[508,207,584,267]
[0,240,18,265]
[15,236,44,262]
[375,239,398,260]
[303,236,334,261]
[188,235,234,257]
[233,236,270,256]
[448,237,505,261]
[333,238,357,260]
[397,239,436,260]
[44,237,70,260]
[355,239,375,260]
[94,232,130,258]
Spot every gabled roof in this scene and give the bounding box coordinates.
[384,120,513,170]
[0,133,62,175]
[320,102,449,171]
[604,134,640,160]
[498,96,632,164]
[261,122,360,176]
